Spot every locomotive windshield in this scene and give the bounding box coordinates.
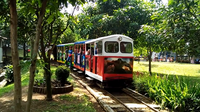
[120,42,132,53]
[105,41,119,53]
[105,41,133,53]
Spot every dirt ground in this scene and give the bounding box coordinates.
[0,80,105,112]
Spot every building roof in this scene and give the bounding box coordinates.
[0,36,7,40]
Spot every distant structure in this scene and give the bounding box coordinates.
[151,51,176,62]
[0,35,7,67]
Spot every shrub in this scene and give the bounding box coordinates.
[133,73,200,111]
[5,65,14,83]
[20,60,31,74]
[55,66,70,86]
[34,78,46,86]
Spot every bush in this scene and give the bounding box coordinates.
[20,60,31,73]
[34,78,46,86]
[55,66,70,86]
[5,65,14,83]
[133,73,200,111]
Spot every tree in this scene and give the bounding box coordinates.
[76,0,154,40]
[138,25,161,75]
[8,0,22,112]
[26,0,92,111]
[151,0,200,59]
[26,0,48,111]
[39,1,79,102]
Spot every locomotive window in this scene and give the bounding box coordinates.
[97,41,102,54]
[105,41,119,53]
[120,42,132,53]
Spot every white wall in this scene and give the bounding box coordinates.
[0,39,2,63]
[0,48,2,63]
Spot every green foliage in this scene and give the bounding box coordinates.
[133,74,148,95]
[5,65,14,83]
[138,25,162,52]
[151,0,200,56]
[55,66,70,86]
[20,60,31,74]
[77,0,154,40]
[60,94,77,101]
[34,78,45,86]
[133,47,148,57]
[133,72,200,111]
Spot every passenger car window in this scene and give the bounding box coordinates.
[120,42,132,53]
[105,41,119,53]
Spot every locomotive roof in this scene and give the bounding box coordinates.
[85,34,133,44]
[57,43,74,47]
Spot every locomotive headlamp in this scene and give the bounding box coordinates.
[118,36,122,41]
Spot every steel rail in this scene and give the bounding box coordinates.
[105,91,135,112]
[123,88,160,112]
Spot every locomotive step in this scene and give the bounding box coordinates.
[77,71,83,74]
[86,77,93,81]
[73,68,77,71]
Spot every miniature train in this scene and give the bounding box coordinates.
[55,34,134,88]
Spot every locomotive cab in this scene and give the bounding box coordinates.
[85,34,134,88]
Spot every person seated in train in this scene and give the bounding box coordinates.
[57,50,60,60]
[86,49,90,55]
[65,47,68,60]
[95,47,98,54]
[90,48,94,70]
[61,50,64,61]
[74,47,77,64]
[95,43,98,54]
[66,46,72,66]
[81,50,85,66]
[77,47,82,65]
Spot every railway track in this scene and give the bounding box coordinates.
[107,89,161,112]
[70,71,168,112]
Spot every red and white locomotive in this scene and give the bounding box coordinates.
[58,34,134,88]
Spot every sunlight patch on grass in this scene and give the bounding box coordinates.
[43,94,96,112]
[60,94,77,101]
[134,61,200,76]
[0,65,61,97]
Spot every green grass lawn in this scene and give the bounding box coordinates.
[0,64,71,97]
[4,47,31,58]
[134,61,200,76]
[0,62,98,112]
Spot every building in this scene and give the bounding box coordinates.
[0,35,7,67]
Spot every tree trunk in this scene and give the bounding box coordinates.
[175,52,177,62]
[26,0,48,112]
[23,42,26,59]
[46,21,53,100]
[9,0,22,112]
[44,59,52,100]
[148,47,152,75]
[40,30,53,100]
[30,36,34,58]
